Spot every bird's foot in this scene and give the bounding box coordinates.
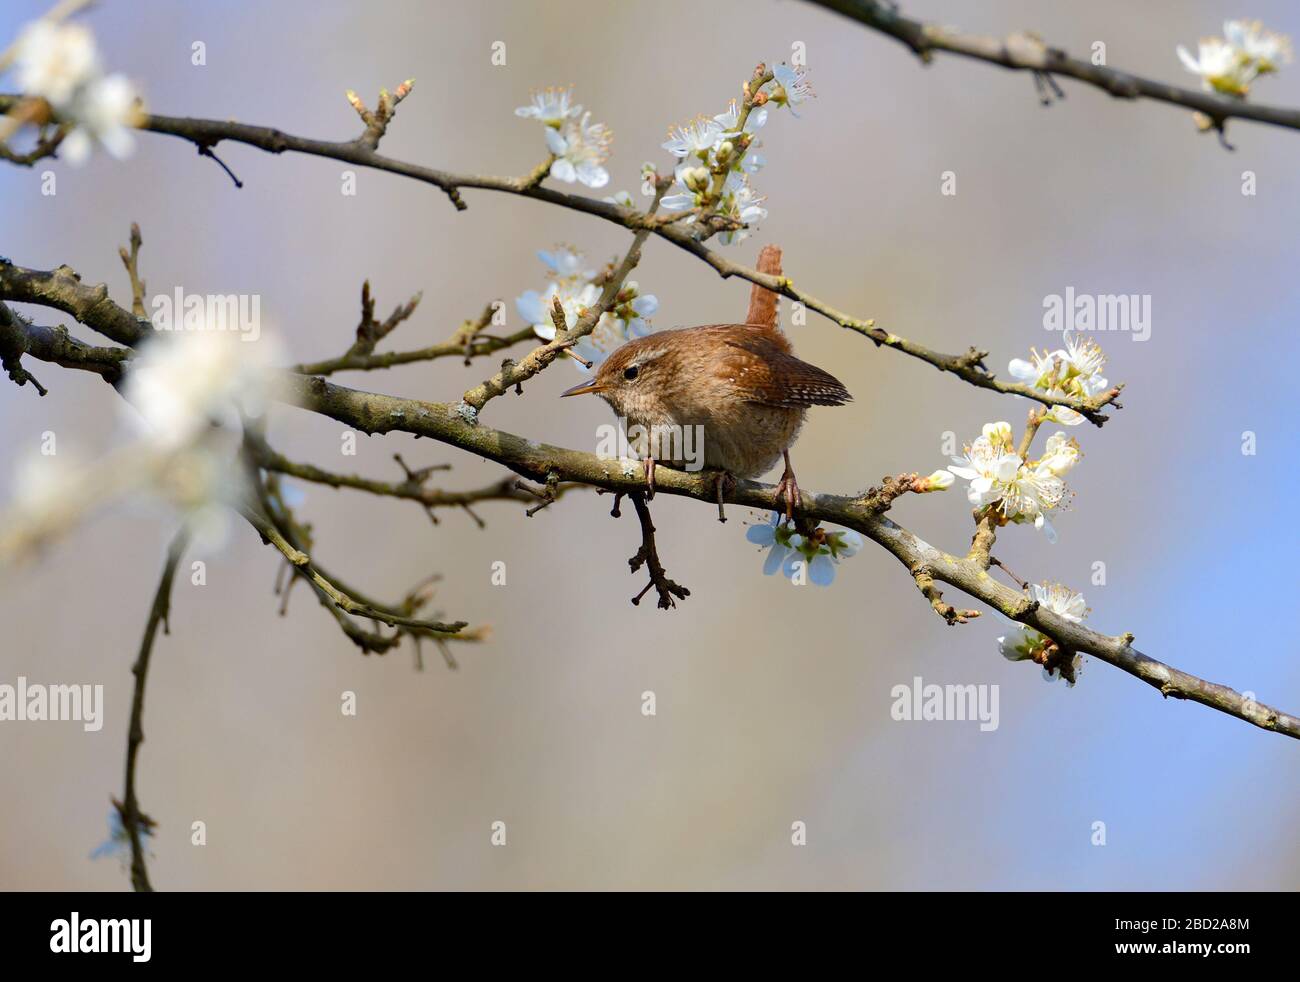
[642,456,656,500]
[712,471,736,523]
[774,450,801,521]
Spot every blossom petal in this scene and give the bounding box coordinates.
[808,553,837,586]
[549,158,577,183]
[544,127,568,155]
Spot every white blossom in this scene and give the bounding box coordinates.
[516,279,600,341]
[713,98,767,135]
[998,583,1088,685]
[1037,431,1080,477]
[661,116,723,159]
[515,249,660,367]
[546,111,611,188]
[1008,331,1108,426]
[746,514,860,586]
[947,422,1073,542]
[715,172,767,246]
[535,246,592,280]
[514,87,581,127]
[769,63,814,114]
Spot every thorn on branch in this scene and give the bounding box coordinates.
[196,143,243,188]
[990,556,1029,590]
[597,488,626,518]
[627,492,690,610]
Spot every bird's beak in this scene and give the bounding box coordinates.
[561,377,606,397]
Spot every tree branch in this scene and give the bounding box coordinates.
[0,93,1121,421]
[0,259,1292,738]
[806,0,1300,135]
[246,432,584,523]
[275,370,1296,740]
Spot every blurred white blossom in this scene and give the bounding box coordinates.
[124,326,280,450]
[10,19,141,164]
[60,73,137,163]
[13,20,99,107]
[1224,19,1293,74]
[1177,36,1258,95]
[1177,20,1291,97]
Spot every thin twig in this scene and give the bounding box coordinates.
[627,492,690,609]
[123,526,191,892]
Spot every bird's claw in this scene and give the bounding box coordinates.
[775,450,801,521]
[713,471,736,523]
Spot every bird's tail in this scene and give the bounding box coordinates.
[745,244,783,334]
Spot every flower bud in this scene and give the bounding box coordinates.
[918,470,955,492]
[683,166,710,192]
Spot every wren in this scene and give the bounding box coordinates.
[561,244,850,520]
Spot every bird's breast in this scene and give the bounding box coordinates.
[620,402,804,480]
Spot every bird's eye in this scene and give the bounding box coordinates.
[623,365,639,381]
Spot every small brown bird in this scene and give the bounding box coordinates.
[562,244,850,519]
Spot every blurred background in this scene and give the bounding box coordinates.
[1,0,1297,890]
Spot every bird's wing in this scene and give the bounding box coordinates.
[723,334,852,408]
